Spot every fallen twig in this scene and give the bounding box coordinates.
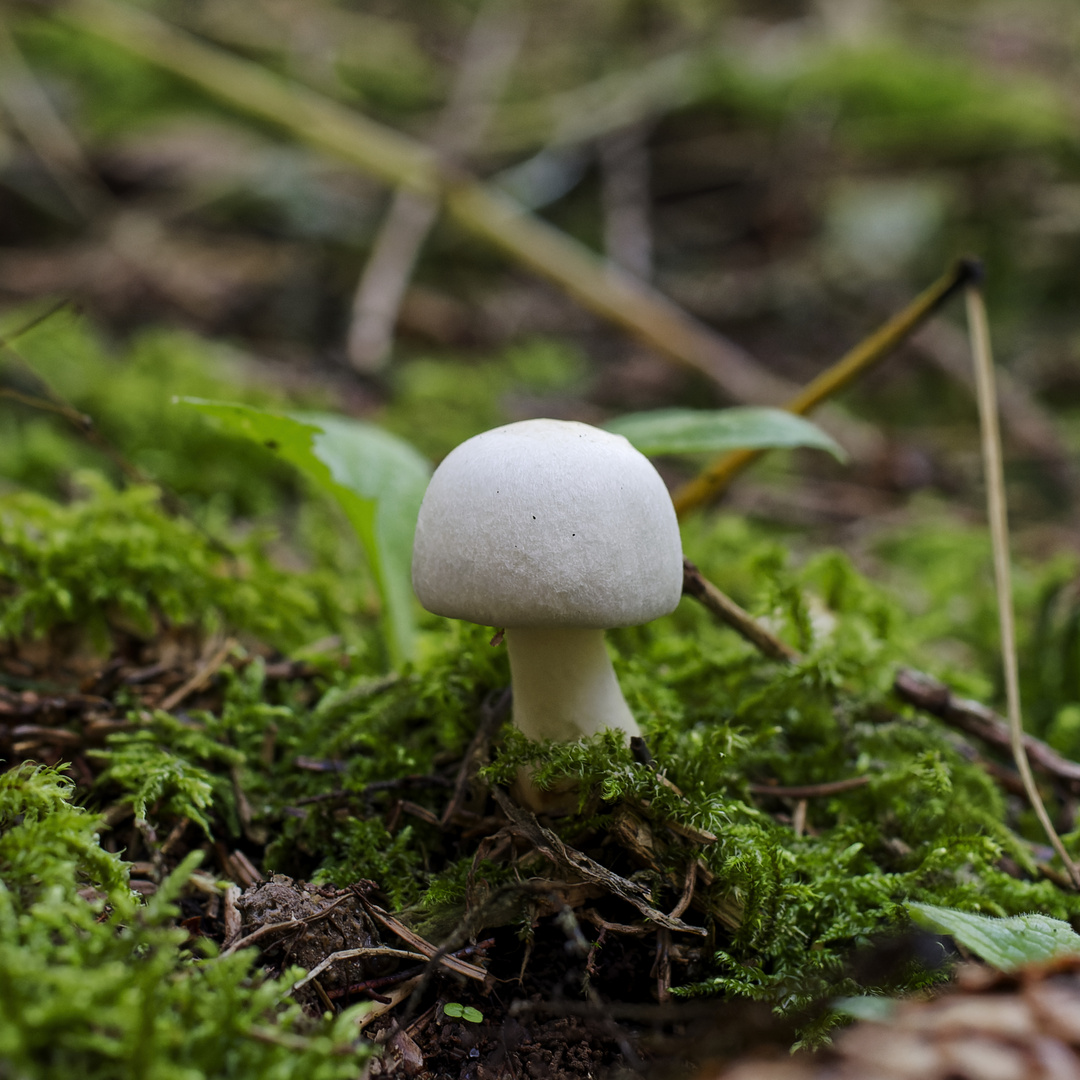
[442,687,511,825]
[491,787,706,936]
[671,258,981,516]
[357,898,489,982]
[894,668,1080,795]
[347,0,526,372]
[291,947,428,992]
[326,938,495,1001]
[747,777,871,799]
[221,893,353,958]
[682,563,1080,816]
[682,559,799,663]
[159,637,237,712]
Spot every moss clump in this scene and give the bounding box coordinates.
[0,762,370,1079]
[0,474,352,656]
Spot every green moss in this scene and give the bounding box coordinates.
[7,463,1080,1045]
[1,310,305,515]
[0,475,344,654]
[0,763,370,1079]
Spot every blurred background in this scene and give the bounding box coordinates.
[3,0,1080,684]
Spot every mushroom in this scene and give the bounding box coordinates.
[411,418,683,810]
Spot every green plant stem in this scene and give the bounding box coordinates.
[965,283,1080,890]
[47,0,791,408]
[672,258,979,517]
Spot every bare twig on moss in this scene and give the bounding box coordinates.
[325,939,495,1001]
[159,636,237,712]
[291,947,428,992]
[491,787,707,935]
[894,669,1080,795]
[747,777,871,799]
[965,282,1080,889]
[442,687,511,826]
[47,0,794,407]
[220,893,354,957]
[682,562,1080,817]
[682,558,799,662]
[671,258,981,517]
[357,899,489,982]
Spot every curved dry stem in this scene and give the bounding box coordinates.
[966,283,1080,890]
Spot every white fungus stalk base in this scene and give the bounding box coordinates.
[505,627,640,812]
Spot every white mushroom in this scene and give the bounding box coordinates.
[411,418,683,810]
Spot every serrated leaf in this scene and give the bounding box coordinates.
[177,399,430,667]
[603,407,846,460]
[907,901,1080,971]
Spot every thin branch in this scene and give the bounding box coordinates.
[159,637,237,712]
[220,894,353,957]
[48,0,794,408]
[671,258,981,517]
[965,283,1080,889]
[357,899,490,982]
[894,668,1080,794]
[441,687,511,825]
[490,786,706,936]
[347,1,527,372]
[0,299,73,348]
[682,563,1080,815]
[682,559,799,663]
[747,777,870,799]
[291,947,427,992]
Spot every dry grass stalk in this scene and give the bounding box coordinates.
[965,283,1080,889]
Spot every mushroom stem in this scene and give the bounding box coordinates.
[504,627,641,743]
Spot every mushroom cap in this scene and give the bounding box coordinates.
[412,419,683,629]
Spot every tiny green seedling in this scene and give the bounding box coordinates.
[443,1003,484,1023]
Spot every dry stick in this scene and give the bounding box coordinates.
[893,668,1080,794]
[291,947,428,993]
[159,636,237,712]
[49,0,793,408]
[965,284,1080,890]
[747,777,870,799]
[683,564,1080,805]
[682,559,798,663]
[0,298,73,348]
[347,1,526,372]
[671,258,982,518]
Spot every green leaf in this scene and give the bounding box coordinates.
[442,1002,483,1023]
[177,399,431,667]
[603,407,846,460]
[907,901,1080,971]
